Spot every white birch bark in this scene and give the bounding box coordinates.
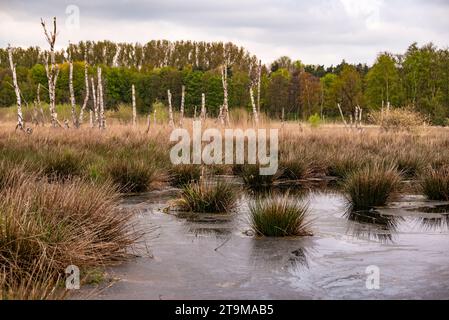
[69,55,77,127]
[41,17,61,128]
[257,59,262,114]
[221,64,229,125]
[91,77,98,125]
[167,89,174,128]
[132,84,137,126]
[250,86,259,126]
[145,113,151,133]
[78,58,89,126]
[179,85,185,127]
[7,45,24,130]
[201,93,206,121]
[337,103,348,128]
[97,67,105,129]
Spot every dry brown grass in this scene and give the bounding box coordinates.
[0,168,141,299]
[0,117,448,299]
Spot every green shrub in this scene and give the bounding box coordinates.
[308,113,321,128]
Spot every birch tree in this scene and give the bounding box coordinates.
[257,60,262,114]
[132,84,137,126]
[167,89,174,128]
[97,67,106,129]
[221,63,230,125]
[68,48,77,127]
[179,85,185,127]
[7,45,24,130]
[41,17,61,127]
[78,52,89,126]
[91,77,98,125]
[250,86,259,126]
[201,93,206,121]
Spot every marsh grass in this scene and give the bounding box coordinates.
[174,180,239,213]
[248,194,311,237]
[343,162,402,210]
[169,164,201,187]
[235,164,281,188]
[41,149,86,180]
[0,170,141,299]
[106,158,160,193]
[420,166,449,201]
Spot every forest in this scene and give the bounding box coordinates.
[1,40,449,124]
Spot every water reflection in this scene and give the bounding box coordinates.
[344,209,404,243]
[249,238,311,271]
[174,211,236,238]
[415,214,449,231]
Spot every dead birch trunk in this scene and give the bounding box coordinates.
[41,17,61,128]
[145,113,151,133]
[221,64,229,125]
[250,86,259,126]
[91,77,98,125]
[217,106,224,125]
[97,67,105,129]
[7,45,24,130]
[68,54,77,127]
[78,58,89,126]
[337,103,348,128]
[257,60,262,114]
[179,85,185,127]
[132,84,137,126]
[167,89,174,128]
[201,93,206,121]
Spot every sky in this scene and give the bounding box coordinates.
[1,0,448,66]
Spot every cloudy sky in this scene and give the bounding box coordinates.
[1,0,448,66]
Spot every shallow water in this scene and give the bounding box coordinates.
[91,189,449,300]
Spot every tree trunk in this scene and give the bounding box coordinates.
[201,93,206,121]
[221,64,229,125]
[145,113,151,133]
[69,57,77,127]
[250,86,259,126]
[91,77,98,125]
[41,17,61,128]
[132,84,137,126]
[179,85,185,127]
[167,89,174,128]
[79,59,89,126]
[257,59,262,114]
[337,103,348,128]
[97,67,105,129]
[7,45,24,130]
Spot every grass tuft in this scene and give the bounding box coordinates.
[248,194,311,237]
[174,180,239,213]
[0,170,140,299]
[343,162,402,210]
[420,166,449,201]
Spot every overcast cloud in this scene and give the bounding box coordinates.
[1,0,448,66]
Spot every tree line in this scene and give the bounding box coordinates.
[1,40,448,124]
